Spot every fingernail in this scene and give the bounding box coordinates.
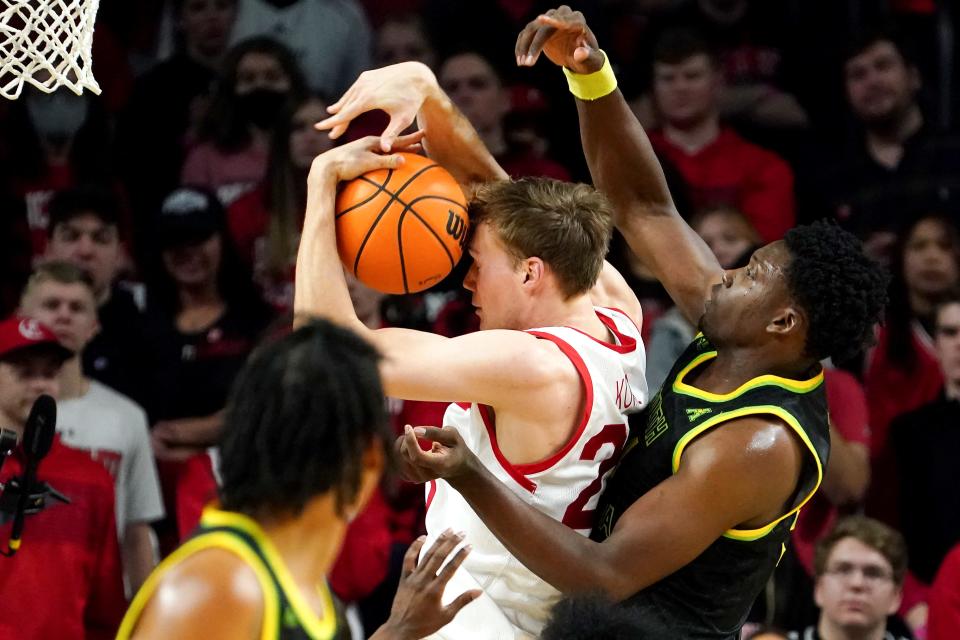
[413,427,426,436]
[456,530,466,538]
[404,425,412,434]
[442,528,453,536]
[464,544,473,552]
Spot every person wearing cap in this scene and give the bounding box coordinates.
[0,314,126,639]
[19,260,165,595]
[45,185,153,409]
[143,186,272,549]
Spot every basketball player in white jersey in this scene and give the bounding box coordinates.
[296,75,647,637]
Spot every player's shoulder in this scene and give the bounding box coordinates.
[135,546,264,638]
[682,414,805,477]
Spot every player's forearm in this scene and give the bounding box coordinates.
[576,88,676,223]
[449,461,632,598]
[293,174,366,334]
[417,86,508,187]
[122,523,157,593]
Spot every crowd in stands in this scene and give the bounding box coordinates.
[0,0,958,638]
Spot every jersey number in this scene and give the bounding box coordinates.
[561,423,627,530]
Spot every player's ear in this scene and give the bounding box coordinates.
[522,257,544,287]
[767,305,802,336]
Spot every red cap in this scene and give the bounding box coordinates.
[0,316,73,362]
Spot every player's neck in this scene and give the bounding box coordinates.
[58,357,90,401]
[663,115,719,154]
[528,293,608,339]
[260,495,347,598]
[817,615,887,640]
[696,345,815,393]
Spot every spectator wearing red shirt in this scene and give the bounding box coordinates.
[647,29,795,242]
[864,214,958,525]
[0,315,125,639]
[928,543,960,640]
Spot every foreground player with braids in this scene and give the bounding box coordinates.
[118,320,480,640]
[342,7,890,639]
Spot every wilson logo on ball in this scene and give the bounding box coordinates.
[446,210,467,247]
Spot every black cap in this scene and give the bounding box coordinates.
[157,187,224,247]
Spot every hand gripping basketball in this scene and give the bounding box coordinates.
[335,151,469,294]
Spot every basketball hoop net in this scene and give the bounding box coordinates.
[0,0,101,99]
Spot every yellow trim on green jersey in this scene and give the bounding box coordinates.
[200,507,338,640]
[116,531,281,640]
[670,405,824,542]
[672,351,824,402]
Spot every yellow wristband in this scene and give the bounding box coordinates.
[562,51,617,101]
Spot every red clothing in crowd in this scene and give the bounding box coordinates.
[0,436,125,640]
[863,322,943,525]
[928,544,960,640]
[649,127,795,242]
[791,369,871,575]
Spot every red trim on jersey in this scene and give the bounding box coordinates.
[477,404,538,492]
[516,331,595,474]
[476,331,595,485]
[425,480,438,513]
[454,402,471,410]
[567,309,637,354]
[603,306,643,339]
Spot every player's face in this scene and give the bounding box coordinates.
[935,302,960,384]
[815,537,901,632]
[439,54,509,134]
[162,234,223,289]
[700,242,793,347]
[463,223,526,330]
[289,99,333,170]
[653,54,721,128]
[902,218,959,299]
[46,213,121,299]
[179,0,236,58]
[0,352,61,428]
[845,41,918,125]
[21,281,99,353]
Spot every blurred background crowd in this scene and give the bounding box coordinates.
[0,0,958,639]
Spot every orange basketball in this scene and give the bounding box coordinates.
[335,152,469,294]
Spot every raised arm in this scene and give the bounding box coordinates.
[516,8,724,325]
[293,136,572,408]
[316,62,508,188]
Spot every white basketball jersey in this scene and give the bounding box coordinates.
[423,307,648,639]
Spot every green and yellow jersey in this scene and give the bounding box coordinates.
[118,506,347,640]
[592,334,830,639]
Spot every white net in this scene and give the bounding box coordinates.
[0,0,101,99]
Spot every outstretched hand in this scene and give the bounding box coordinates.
[515,5,603,73]
[396,425,474,484]
[375,531,481,640]
[315,61,438,152]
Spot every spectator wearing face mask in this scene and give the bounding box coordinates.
[180,37,307,206]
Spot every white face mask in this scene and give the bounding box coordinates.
[25,89,89,144]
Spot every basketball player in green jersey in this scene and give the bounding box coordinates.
[323,7,891,639]
[118,320,480,640]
